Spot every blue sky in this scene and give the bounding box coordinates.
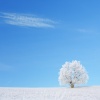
[0,0,100,87]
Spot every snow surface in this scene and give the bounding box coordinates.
[0,86,100,100]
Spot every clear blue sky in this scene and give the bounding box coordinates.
[0,0,100,87]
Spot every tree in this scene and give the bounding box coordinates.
[58,60,89,88]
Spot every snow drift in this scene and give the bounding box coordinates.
[0,86,100,100]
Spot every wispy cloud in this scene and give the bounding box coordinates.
[0,62,12,71]
[0,12,56,28]
[77,29,92,33]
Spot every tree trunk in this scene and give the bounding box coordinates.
[70,81,74,88]
[70,84,74,88]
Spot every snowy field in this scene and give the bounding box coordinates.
[0,86,100,100]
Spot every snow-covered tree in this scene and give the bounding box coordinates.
[58,60,89,88]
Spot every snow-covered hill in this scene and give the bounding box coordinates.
[0,86,100,100]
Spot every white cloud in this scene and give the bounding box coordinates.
[0,12,56,28]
